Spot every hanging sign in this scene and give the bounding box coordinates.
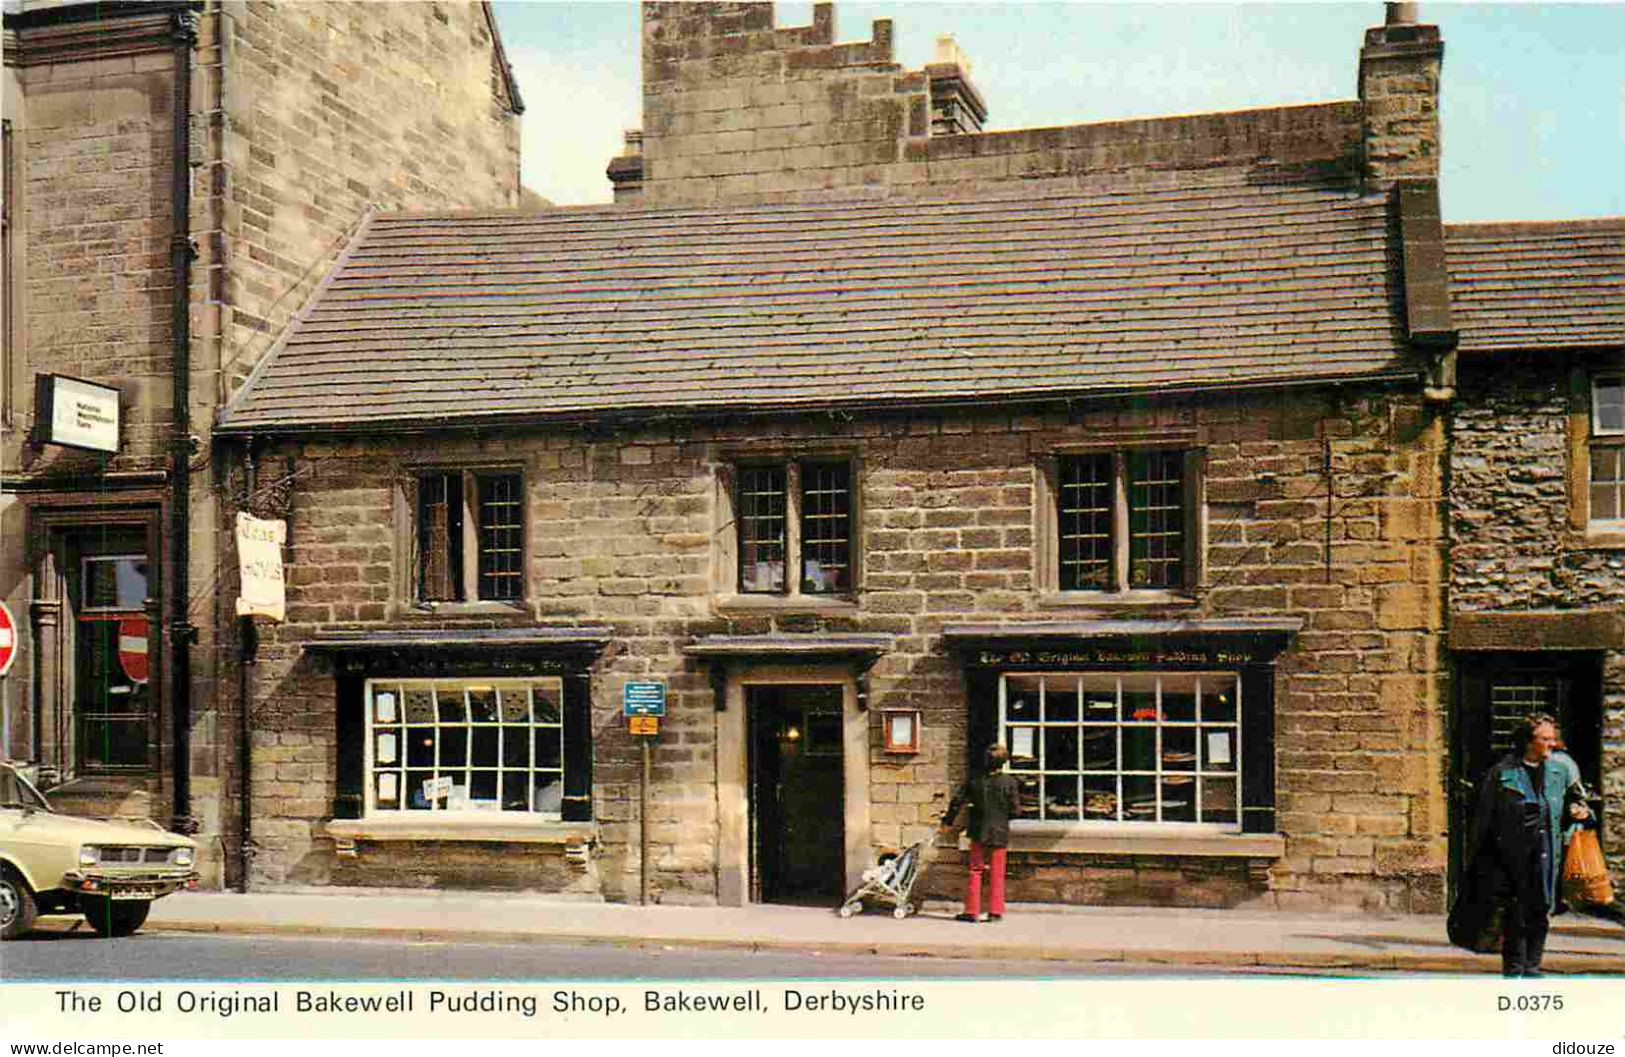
[235,512,287,622]
[0,601,16,678]
[116,616,149,684]
[34,374,120,453]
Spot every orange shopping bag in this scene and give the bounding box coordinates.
[1561,827,1615,905]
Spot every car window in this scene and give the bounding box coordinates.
[0,767,51,811]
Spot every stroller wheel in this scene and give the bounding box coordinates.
[893,905,911,920]
[838,902,859,918]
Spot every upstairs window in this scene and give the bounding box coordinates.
[1589,375,1624,526]
[737,460,853,596]
[416,470,524,603]
[1056,450,1199,593]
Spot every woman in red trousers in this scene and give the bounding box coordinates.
[942,744,1020,922]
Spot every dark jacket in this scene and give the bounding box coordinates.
[1450,752,1580,951]
[945,770,1020,847]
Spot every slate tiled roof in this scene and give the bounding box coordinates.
[219,179,1414,433]
[1446,218,1625,353]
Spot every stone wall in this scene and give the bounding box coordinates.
[244,385,1448,912]
[8,46,178,479]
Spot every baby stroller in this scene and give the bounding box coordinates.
[837,839,937,919]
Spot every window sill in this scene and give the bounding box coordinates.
[326,817,595,845]
[715,593,859,617]
[963,823,1284,858]
[390,600,531,619]
[1037,590,1198,611]
[1579,526,1625,550]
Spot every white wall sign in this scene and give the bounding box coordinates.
[35,374,120,453]
[235,512,287,622]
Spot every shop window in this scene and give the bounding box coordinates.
[76,554,151,771]
[1052,450,1200,594]
[1000,672,1241,829]
[1588,375,1624,526]
[736,460,852,595]
[415,470,524,602]
[365,678,568,817]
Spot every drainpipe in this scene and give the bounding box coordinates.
[236,438,258,891]
[169,9,199,833]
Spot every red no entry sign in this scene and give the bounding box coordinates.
[0,601,16,678]
[118,616,149,685]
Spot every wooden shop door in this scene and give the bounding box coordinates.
[748,685,846,905]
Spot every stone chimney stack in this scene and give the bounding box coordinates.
[925,35,986,136]
[606,129,644,203]
[1358,1,1444,189]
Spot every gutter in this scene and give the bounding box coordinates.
[168,9,199,834]
[213,368,1427,440]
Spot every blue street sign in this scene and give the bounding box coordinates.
[623,681,667,717]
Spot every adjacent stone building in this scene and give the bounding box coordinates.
[1444,219,1625,885]
[201,2,1489,913]
[1,0,522,887]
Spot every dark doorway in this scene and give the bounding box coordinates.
[748,685,845,905]
[1449,652,1603,893]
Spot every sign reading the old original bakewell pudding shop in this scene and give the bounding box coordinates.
[235,512,287,622]
[34,373,120,453]
[971,647,1259,669]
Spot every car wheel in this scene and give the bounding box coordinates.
[81,896,150,938]
[1,867,38,941]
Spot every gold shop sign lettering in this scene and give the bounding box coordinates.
[973,648,1255,668]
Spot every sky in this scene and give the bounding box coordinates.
[488,1,1625,222]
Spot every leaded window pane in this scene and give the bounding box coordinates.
[1058,454,1112,590]
[477,473,524,600]
[1128,450,1185,588]
[1594,376,1624,435]
[1591,445,1623,522]
[801,461,851,594]
[738,465,787,593]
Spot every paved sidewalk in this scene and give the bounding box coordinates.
[138,887,1625,975]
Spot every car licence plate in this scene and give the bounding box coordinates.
[108,887,154,901]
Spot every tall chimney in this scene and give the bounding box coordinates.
[1359,2,1444,189]
[925,35,987,136]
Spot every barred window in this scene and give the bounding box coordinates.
[1002,672,1240,829]
[1590,376,1624,525]
[1056,450,1197,592]
[416,470,524,602]
[365,678,564,816]
[736,460,853,596]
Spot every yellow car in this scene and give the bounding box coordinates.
[0,762,198,939]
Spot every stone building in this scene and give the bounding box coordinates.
[1444,219,1625,885]
[205,2,1477,913]
[1,0,522,887]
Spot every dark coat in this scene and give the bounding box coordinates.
[945,770,1020,847]
[1449,753,1578,951]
